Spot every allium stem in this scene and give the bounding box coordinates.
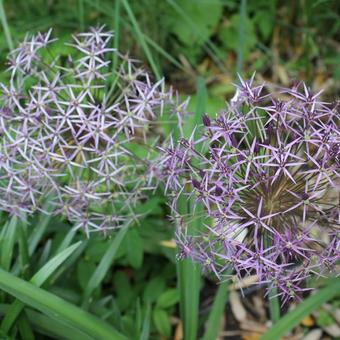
[202,279,230,340]
[177,196,201,340]
[268,287,280,324]
[264,233,281,323]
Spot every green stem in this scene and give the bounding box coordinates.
[202,280,229,340]
[264,234,280,323]
[268,286,280,324]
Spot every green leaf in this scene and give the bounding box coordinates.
[261,278,340,340]
[156,289,179,309]
[25,308,93,340]
[144,277,166,302]
[0,268,126,340]
[126,228,143,269]
[153,309,171,338]
[113,271,134,311]
[166,0,222,46]
[77,259,97,291]
[0,216,18,271]
[82,224,128,308]
[219,13,256,60]
[255,10,274,40]
[1,242,82,333]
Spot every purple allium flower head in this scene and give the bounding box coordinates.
[154,75,340,304]
[0,26,185,235]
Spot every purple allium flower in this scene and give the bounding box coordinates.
[154,75,340,304]
[0,26,185,235]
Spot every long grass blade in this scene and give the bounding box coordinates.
[1,242,82,333]
[83,0,182,72]
[0,216,18,271]
[0,268,126,340]
[0,305,93,340]
[261,278,340,340]
[0,0,13,50]
[121,0,161,80]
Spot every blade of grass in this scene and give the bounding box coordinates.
[0,268,126,340]
[84,0,184,72]
[48,240,88,286]
[0,216,18,271]
[1,242,82,333]
[54,228,77,254]
[82,224,129,308]
[0,0,13,50]
[143,33,185,71]
[0,305,93,340]
[261,278,340,340]
[202,281,229,340]
[120,0,161,80]
[25,309,93,340]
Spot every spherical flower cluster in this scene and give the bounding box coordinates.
[155,75,339,304]
[0,26,184,235]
